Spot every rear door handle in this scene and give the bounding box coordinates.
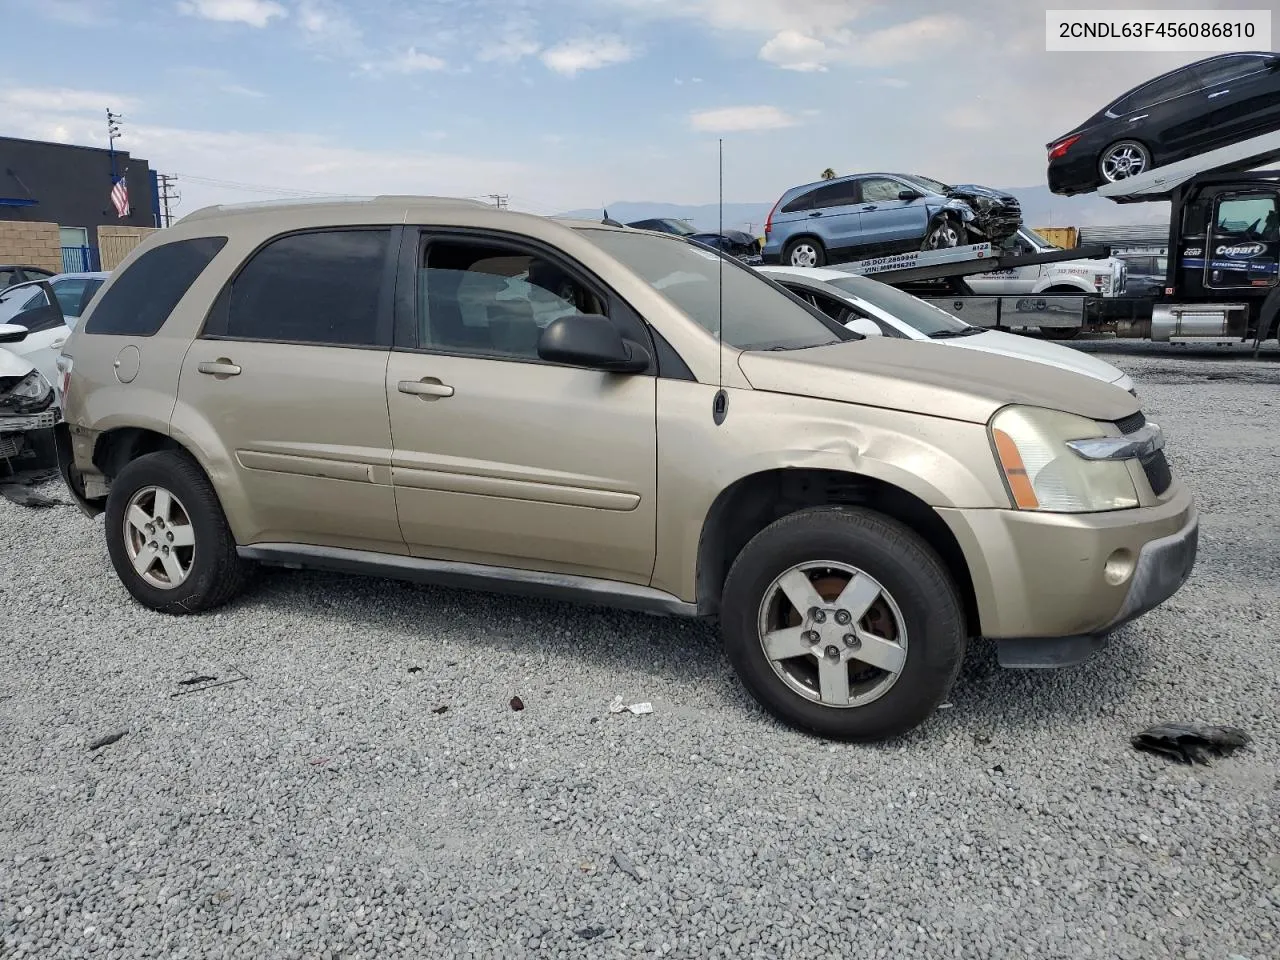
[1129,114,1149,121]
[862,205,877,211]
[808,211,823,217]
[49,338,66,349]
[1208,89,1230,98]
[398,378,454,399]
[197,360,241,376]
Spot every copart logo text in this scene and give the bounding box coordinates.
[1215,242,1266,258]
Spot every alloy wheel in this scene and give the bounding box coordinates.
[756,560,908,708]
[123,485,196,589]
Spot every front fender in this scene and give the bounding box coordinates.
[650,381,1010,602]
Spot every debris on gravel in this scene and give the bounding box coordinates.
[1,344,1277,959]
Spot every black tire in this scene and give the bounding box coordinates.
[104,449,251,614]
[720,506,966,742]
[1098,139,1151,184]
[1038,285,1087,339]
[921,216,966,251]
[783,237,826,268]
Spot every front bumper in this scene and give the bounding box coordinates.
[0,408,59,435]
[937,483,1198,667]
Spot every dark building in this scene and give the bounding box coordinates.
[0,135,161,264]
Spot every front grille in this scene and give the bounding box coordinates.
[1114,411,1146,434]
[1141,449,1172,495]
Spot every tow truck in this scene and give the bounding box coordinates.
[814,128,1280,348]
[1097,128,1280,354]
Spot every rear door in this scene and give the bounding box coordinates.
[1106,68,1204,162]
[178,226,405,552]
[384,227,658,585]
[801,180,864,255]
[1204,192,1279,291]
[853,176,930,251]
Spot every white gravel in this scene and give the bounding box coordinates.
[1,342,1278,960]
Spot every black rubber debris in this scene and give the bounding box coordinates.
[177,675,217,686]
[407,666,423,674]
[0,485,64,508]
[432,705,448,715]
[1132,723,1252,765]
[575,926,606,941]
[510,696,525,711]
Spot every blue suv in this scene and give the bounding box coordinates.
[762,173,1022,268]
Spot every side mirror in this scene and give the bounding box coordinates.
[0,322,29,344]
[898,189,923,201]
[844,315,884,337]
[537,313,650,373]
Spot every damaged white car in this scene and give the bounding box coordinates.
[0,287,63,468]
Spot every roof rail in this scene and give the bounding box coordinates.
[1098,129,1280,202]
[177,194,493,224]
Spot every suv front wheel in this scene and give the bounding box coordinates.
[104,450,251,614]
[720,506,966,741]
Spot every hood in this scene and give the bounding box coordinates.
[947,183,1017,203]
[944,330,1128,386]
[0,346,35,379]
[691,230,757,247]
[736,336,1138,425]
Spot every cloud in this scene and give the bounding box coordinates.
[688,105,799,133]
[479,35,541,63]
[363,46,447,75]
[40,0,110,25]
[176,0,286,27]
[296,0,363,56]
[603,0,867,36]
[540,36,636,76]
[759,30,830,71]
[222,83,267,97]
[0,87,139,114]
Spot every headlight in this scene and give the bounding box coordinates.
[990,405,1138,512]
[0,370,55,414]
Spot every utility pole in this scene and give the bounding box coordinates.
[488,194,508,209]
[157,174,179,227]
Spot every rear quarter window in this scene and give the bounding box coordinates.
[83,236,227,336]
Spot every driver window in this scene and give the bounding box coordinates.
[1215,196,1277,239]
[418,239,609,360]
[860,178,906,202]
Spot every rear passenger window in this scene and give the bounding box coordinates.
[223,229,389,346]
[84,237,227,336]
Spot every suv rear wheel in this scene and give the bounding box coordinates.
[720,506,966,741]
[104,450,251,614]
[783,237,826,268]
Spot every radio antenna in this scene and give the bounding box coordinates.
[712,137,728,425]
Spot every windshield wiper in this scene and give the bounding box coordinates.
[929,327,985,339]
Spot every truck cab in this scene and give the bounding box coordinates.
[964,228,1128,298]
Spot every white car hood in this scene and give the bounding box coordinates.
[0,345,35,379]
[947,330,1129,387]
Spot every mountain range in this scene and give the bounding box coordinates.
[557,185,1169,236]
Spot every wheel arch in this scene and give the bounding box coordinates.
[694,467,980,635]
[782,234,826,257]
[1033,278,1093,295]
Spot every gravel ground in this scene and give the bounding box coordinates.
[1,343,1278,960]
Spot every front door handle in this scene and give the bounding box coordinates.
[808,211,823,217]
[1208,89,1230,98]
[197,359,241,376]
[398,378,454,399]
[1128,114,1149,122]
[862,205,877,211]
[49,338,66,349]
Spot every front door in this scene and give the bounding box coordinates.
[385,228,658,585]
[1192,54,1280,149]
[1204,193,1280,291]
[854,177,929,252]
[178,226,405,552]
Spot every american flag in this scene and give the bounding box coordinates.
[110,175,130,218]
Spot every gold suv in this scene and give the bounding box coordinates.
[53,197,1198,741]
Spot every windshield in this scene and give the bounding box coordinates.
[658,219,699,236]
[580,229,850,350]
[1018,227,1059,251]
[821,274,975,337]
[902,174,951,194]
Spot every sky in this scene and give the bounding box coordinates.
[4,0,1271,220]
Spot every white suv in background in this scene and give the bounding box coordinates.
[964,228,1128,298]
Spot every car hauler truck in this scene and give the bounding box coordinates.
[816,128,1280,349]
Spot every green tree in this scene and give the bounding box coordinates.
[821,168,836,180]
